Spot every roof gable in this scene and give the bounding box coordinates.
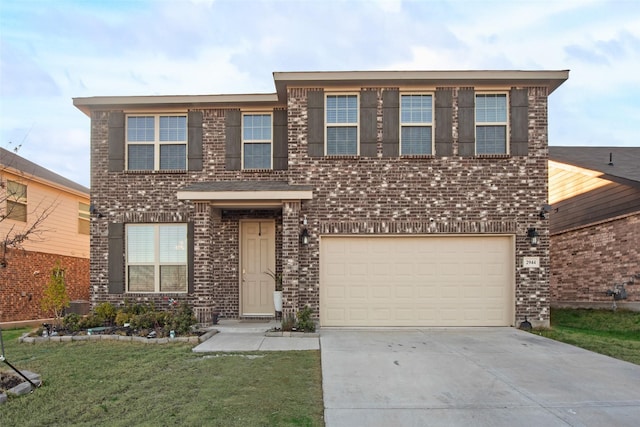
[549,146,640,183]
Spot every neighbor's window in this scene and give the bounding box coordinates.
[126,115,187,171]
[126,224,187,293]
[326,94,358,155]
[475,93,508,154]
[400,94,433,155]
[78,202,90,235]
[243,113,272,169]
[6,180,27,222]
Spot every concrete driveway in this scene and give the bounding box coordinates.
[320,328,640,427]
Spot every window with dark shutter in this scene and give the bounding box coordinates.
[108,222,125,294]
[225,109,241,170]
[273,109,288,170]
[108,111,125,172]
[382,89,399,157]
[307,90,324,157]
[510,89,529,156]
[458,89,475,157]
[435,89,453,157]
[188,111,203,171]
[360,90,378,157]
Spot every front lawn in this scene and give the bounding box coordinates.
[538,308,640,365]
[0,328,324,426]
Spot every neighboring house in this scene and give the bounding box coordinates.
[0,148,90,322]
[549,146,640,310]
[73,70,568,328]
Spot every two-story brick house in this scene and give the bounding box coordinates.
[74,70,568,328]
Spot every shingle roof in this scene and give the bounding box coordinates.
[549,146,640,183]
[0,147,90,194]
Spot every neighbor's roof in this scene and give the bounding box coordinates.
[549,146,640,183]
[74,69,569,116]
[0,147,90,195]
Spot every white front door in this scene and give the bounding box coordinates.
[241,220,276,316]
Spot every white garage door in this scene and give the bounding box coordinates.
[320,236,514,327]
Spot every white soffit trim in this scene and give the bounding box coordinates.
[176,190,314,201]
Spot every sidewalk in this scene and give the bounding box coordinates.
[192,319,319,352]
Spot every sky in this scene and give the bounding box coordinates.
[1,0,639,188]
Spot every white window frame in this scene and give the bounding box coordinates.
[125,114,188,171]
[125,223,188,293]
[324,93,359,156]
[400,92,434,155]
[78,202,90,235]
[241,112,273,170]
[475,92,510,155]
[6,180,27,222]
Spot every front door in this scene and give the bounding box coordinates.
[240,220,276,316]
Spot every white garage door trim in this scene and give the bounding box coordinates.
[320,235,515,327]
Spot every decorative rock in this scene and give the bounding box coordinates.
[0,392,7,404]
[7,381,33,396]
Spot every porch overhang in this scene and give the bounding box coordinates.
[176,181,313,209]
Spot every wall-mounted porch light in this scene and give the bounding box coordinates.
[300,215,309,245]
[300,228,310,245]
[527,228,539,247]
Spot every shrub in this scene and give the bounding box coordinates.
[94,302,117,323]
[282,314,296,332]
[63,313,82,332]
[168,303,197,335]
[296,307,315,332]
[78,314,103,329]
[114,311,131,326]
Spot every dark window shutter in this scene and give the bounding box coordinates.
[382,89,399,157]
[187,222,194,294]
[360,90,378,157]
[510,88,529,156]
[225,110,241,170]
[108,222,125,294]
[307,90,324,157]
[187,111,203,171]
[273,109,288,170]
[435,89,453,157]
[458,89,475,157]
[108,111,125,172]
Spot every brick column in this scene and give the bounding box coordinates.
[282,200,301,317]
[193,202,215,325]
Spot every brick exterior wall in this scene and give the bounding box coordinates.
[0,249,89,322]
[551,213,640,307]
[89,84,553,327]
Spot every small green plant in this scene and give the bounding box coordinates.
[296,306,316,332]
[63,313,82,332]
[282,314,296,331]
[94,302,117,324]
[41,261,70,324]
[115,311,131,326]
[168,302,197,335]
[78,314,103,329]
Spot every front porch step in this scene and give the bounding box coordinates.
[212,319,280,334]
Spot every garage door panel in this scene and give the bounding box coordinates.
[321,236,514,327]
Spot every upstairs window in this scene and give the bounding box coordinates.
[326,94,358,155]
[400,94,433,155]
[6,180,27,222]
[126,115,187,170]
[242,113,272,169]
[78,202,90,235]
[126,224,188,293]
[475,94,508,154]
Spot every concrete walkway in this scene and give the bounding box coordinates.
[192,320,319,352]
[321,328,640,427]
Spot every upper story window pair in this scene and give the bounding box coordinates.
[126,113,272,171]
[322,92,508,156]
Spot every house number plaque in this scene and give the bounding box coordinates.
[523,257,540,268]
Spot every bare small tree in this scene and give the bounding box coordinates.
[1,143,58,267]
